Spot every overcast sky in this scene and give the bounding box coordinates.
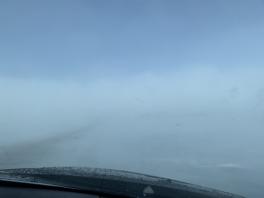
[0,1,264,198]
[1,0,264,78]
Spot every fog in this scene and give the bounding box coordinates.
[0,67,264,197]
[1,1,264,197]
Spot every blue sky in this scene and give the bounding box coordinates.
[0,0,264,79]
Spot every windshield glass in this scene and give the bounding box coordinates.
[0,1,263,197]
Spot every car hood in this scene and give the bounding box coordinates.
[0,167,245,198]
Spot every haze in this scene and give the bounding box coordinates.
[0,1,264,197]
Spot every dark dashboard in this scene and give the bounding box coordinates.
[0,186,97,198]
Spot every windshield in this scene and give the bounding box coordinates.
[0,1,263,197]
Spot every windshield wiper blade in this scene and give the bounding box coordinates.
[0,167,245,198]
